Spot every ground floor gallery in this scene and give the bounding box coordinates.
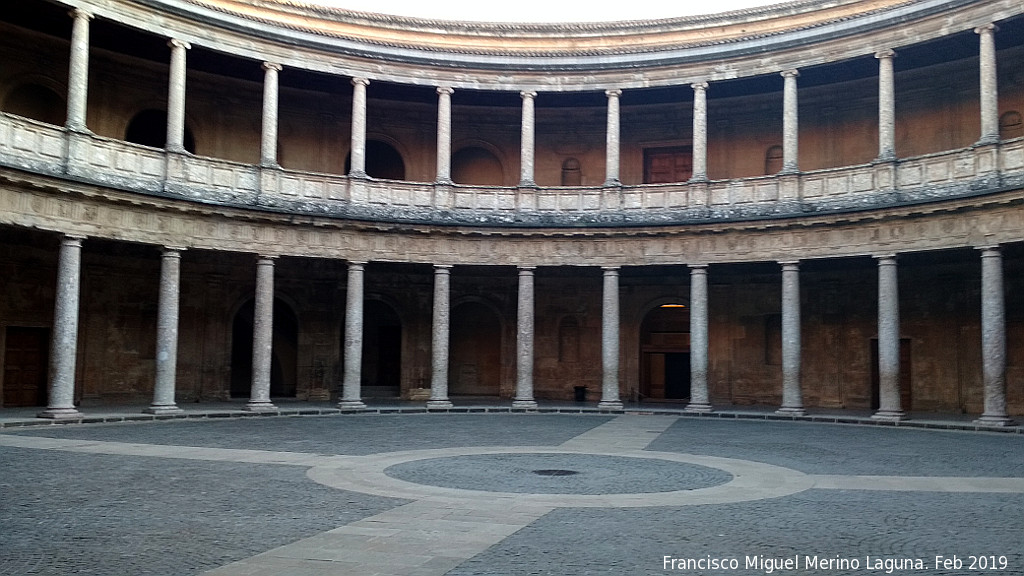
[1,226,1023,418]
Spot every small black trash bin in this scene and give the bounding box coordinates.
[573,386,587,402]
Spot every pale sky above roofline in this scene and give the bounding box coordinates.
[305,0,784,23]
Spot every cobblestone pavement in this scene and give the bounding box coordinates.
[2,413,1023,575]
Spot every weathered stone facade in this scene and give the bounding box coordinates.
[0,0,1023,419]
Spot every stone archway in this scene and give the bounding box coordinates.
[450,301,502,396]
[639,303,691,401]
[229,297,298,398]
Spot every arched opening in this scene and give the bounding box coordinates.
[561,157,582,186]
[1000,111,1023,140]
[764,145,784,175]
[229,298,299,399]
[451,146,504,185]
[360,299,402,397]
[344,140,405,179]
[124,109,196,153]
[2,83,65,126]
[450,301,501,396]
[639,303,690,401]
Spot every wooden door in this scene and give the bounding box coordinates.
[3,327,50,407]
[644,146,692,184]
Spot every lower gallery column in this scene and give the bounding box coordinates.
[145,247,185,415]
[428,265,453,408]
[513,266,538,408]
[873,255,904,421]
[976,247,1014,425]
[598,266,623,409]
[339,261,367,410]
[39,235,86,419]
[246,256,277,411]
[686,264,712,412]
[777,261,804,415]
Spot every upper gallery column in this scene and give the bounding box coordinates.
[65,9,93,132]
[428,265,453,408]
[339,261,367,410]
[604,89,622,186]
[436,86,454,184]
[780,69,800,173]
[777,261,804,415]
[976,247,1014,425]
[875,49,897,161]
[260,62,282,167]
[513,266,538,408]
[686,264,712,412]
[350,77,370,178]
[39,235,86,419]
[145,247,185,415]
[975,24,999,145]
[246,256,277,411]
[873,255,905,421]
[519,91,537,187]
[165,39,191,153]
[598,266,623,409]
[690,82,709,182]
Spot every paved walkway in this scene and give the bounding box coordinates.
[2,411,1023,575]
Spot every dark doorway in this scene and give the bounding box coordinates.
[345,140,405,180]
[361,300,402,397]
[124,109,196,153]
[230,298,299,398]
[870,338,912,410]
[450,302,501,395]
[2,327,50,407]
[2,84,65,126]
[640,304,691,400]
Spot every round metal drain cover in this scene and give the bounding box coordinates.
[532,469,579,476]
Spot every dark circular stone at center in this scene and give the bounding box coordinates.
[532,469,579,476]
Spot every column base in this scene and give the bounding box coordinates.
[775,406,806,417]
[973,414,1016,427]
[871,409,907,422]
[243,401,278,412]
[597,400,624,410]
[36,407,84,420]
[684,402,713,413]
[143,405,185,415]
[512,399,538,409]
[337,400,367,411]
[426,399,453,409]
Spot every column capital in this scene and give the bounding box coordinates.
[779,260,800,268]
[978,245,1002,255]
[874,254,898,265]
[434,264,453,272]
[605,89,622,98]
[256,254,278,262]
[874,48,896,60]
[62,234,87,245]
[688,263,709,272]
[347,260,368,268]
[161,246,186,256]
[69,8,94,21]
[352,77,370,87]
[601,266,620,275]
[436,85,454,96]
[974,23,997,35]
[168,38,191,50]
[781,69,800,78]
[517,265,537,273]
[520,90,537,100]
[262,61,282,72]
[691,81,709,92]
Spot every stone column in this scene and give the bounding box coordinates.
[599,266,623,409]
[604,89,622,186]
[513,266,538,408]
[38,235,86,419]
[165,39,191,153]
[781,69,800,173]
[260,62,282,167]
[976,247,1014,425]
[777,261,804,415]
[436,86,453,184]
[428,265,453,408]
[873,255,904,421]
[246,256,277,411]
[690,82,709,182]
[339,261,367,410]
[876,49,896,161]
[65,9,93,132]
[976,24,999,145]
[519,91,537,186]
[350,77,370,178]
[686,264,712,412]
[145,247,185,415]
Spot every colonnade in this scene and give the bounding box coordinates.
[60,9,1003,180]
[36,236,1016,426]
